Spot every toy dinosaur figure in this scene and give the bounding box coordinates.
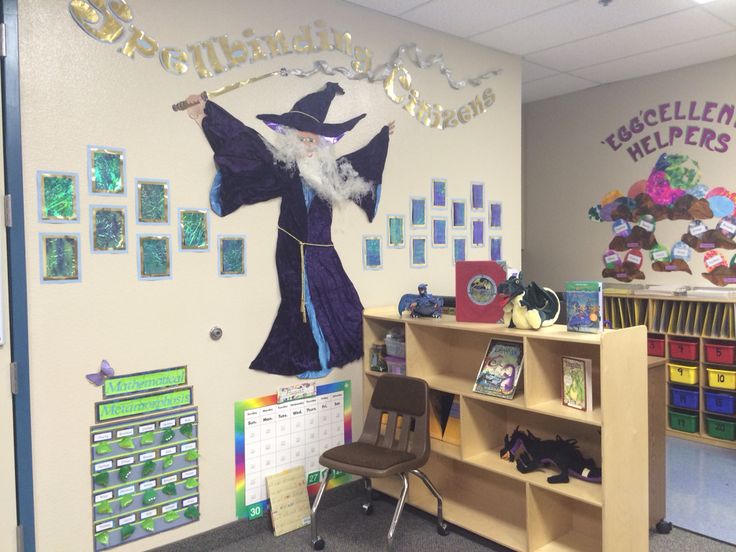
[500,427,601,484]
[398,283,443,318]
[497,274,560,330]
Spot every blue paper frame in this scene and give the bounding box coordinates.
[363,235,383,270]
[89,205,127,254]
[137,234,172,280]
[386,215,405,248]
[471,218,485,248]
[39,233,81,284]
[136,178,170,224]
[451,199,466,229]
[410,236,427,268]
[88,145,126,195]
[453,237,466,265]
[431,178,447,209]
[471,181,484,211]
[37,170,79,223]
[489,201,502,229]
[178,208,210,252]
[410,197,426,228]
[490,235,503,261]
[218,234,246,277]
[431,217,448,248]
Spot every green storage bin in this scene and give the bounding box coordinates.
[668,408,698,433]
[705,415,736,441]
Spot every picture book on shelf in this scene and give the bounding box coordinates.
[561,356,593,411]
[565,281,603,333]
[473,339,524,399]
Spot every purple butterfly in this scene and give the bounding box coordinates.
[86,359,114,386]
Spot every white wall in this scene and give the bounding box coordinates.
[524,56,736,291]
[18,1,521,550]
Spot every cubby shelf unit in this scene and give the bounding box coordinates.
[363,307,649,552]
[604,292,736,449]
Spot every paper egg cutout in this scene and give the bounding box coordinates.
[649,244,670,263]
[612,219,631,237]
[688,220,708,237]
[602,249,621,269]
[624,249,644,269]
[717,216,736,239]
[707,195,735,218]
[671,241,691,261]
[637,214,655,233]
[704,250,727,272]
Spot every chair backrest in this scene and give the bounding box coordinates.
[359,374,430,463]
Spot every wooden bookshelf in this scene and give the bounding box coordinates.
[363,307,651,552]
[604,292,736,449]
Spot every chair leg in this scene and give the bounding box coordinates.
[410,469,449,536]
[387,473,409,546]
[362,477,374,515]
[310,468,331,550]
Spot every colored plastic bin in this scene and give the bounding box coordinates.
[669,363,698,385]
[669,338,699,361]
[706,367,736,390]
[670,385,699,410]
[705,415,736,441]
[668,408,699,433]
[704,390,736,416]
[384,335,405,358]
[647,336,665,357]
[704,342,736,365]
[384,355,406,376]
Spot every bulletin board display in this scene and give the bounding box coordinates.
[90,406,200,550]
[234,380,352,520]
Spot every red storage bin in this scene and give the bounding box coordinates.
[669,339,699,361]
[647,336,665,357]
[704,342,736,365]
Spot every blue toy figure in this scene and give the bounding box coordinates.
[398,284,443,318]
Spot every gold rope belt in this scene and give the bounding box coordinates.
[278,226,334,323]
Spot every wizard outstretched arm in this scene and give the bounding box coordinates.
[340,125,391,222]
[200,101,285,216]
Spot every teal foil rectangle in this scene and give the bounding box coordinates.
[180,210,208,250]
[40,173,77,220]
[92,207,126,251]
[42,235,79,281]
[139,236,170,278]
[220,237,245,275]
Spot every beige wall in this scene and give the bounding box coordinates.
[18,1,521,550]
[524,56,736,291]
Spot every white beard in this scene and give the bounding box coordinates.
[268,128,372,206]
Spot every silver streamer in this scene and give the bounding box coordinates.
[284,43,503,89]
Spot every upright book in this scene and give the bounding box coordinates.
[561,356,593,411]
[473,339,524,399]
[565,280,603,333]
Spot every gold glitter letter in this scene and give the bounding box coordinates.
[160,48,189,75]
[69,0,127,43]
[119,25,159,58]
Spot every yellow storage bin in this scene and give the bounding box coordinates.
[669,363,698,385]
[706,367,736,390]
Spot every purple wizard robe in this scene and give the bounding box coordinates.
[202,101,390,376]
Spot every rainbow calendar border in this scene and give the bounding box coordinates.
[234,380,352,520]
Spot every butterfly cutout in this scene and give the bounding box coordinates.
[86,359,114,386]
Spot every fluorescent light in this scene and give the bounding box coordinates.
[693,0,719,4]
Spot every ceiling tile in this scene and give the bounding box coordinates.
[523,61,560,83]
[400,0,574,38]
[472,0,695,55]
[526,8,733,72]
[522,73,599,104]
[569,31,736,83]
[702,0,736,26]
[340,0,430,17]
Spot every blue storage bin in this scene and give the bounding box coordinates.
[670,385,699,410]
[704,390,736,416]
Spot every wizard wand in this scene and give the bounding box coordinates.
[171,67,289,111]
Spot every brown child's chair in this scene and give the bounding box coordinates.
[309,374,448,549]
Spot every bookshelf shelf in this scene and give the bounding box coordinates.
[604,291,736,449]
[363,308,650,551]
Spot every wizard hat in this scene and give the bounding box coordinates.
[256,82,365,139]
